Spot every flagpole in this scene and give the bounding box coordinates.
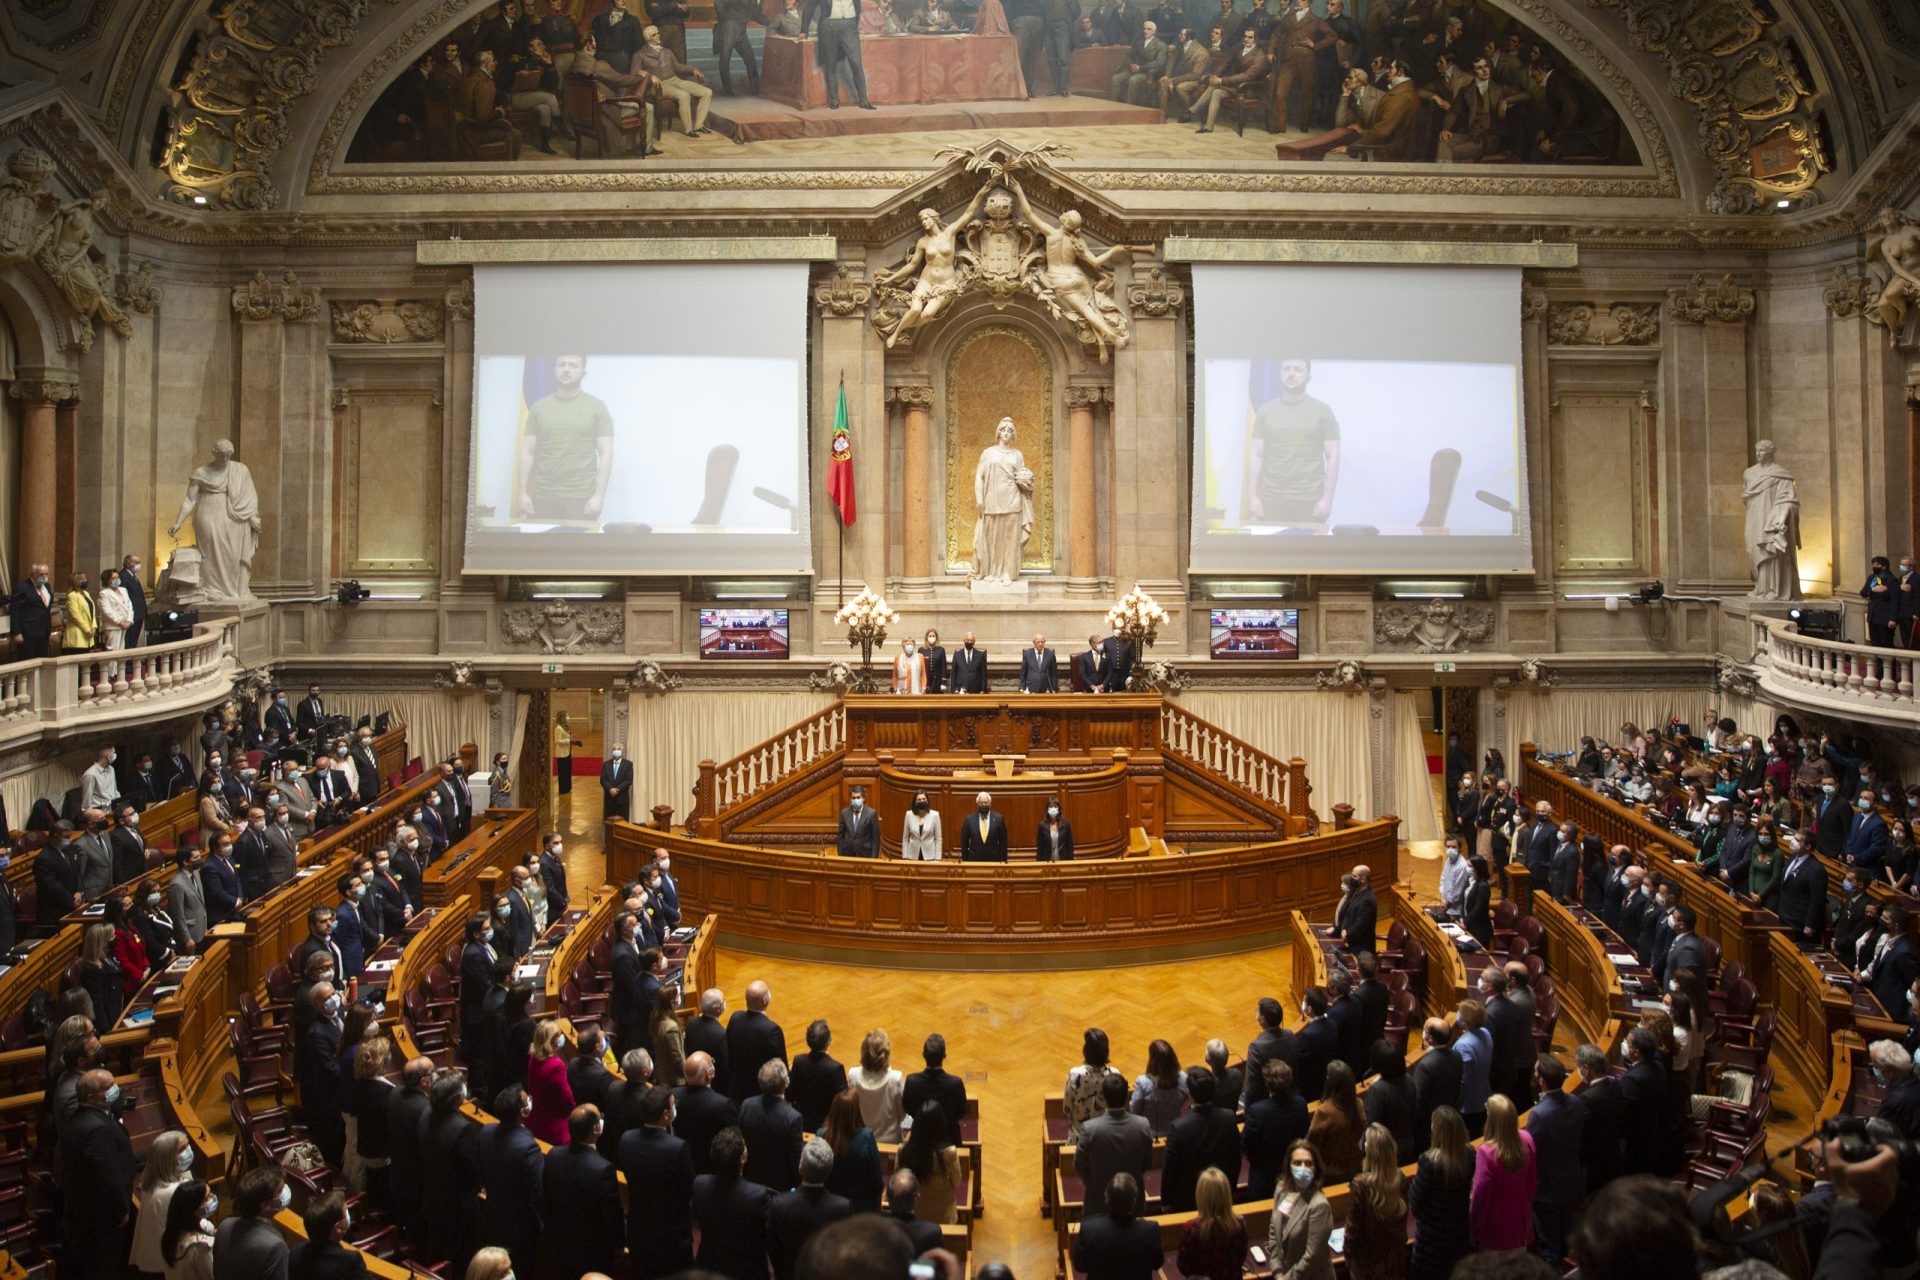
[837,370,846,610]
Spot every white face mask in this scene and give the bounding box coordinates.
[612,750,623,760]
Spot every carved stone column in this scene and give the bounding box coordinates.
[1066,385,1102,594]
[8,375,79,575]
[812,256,885,602]
[231,270,322,594]
[1113,264,1185,599]
[896,384,935,593]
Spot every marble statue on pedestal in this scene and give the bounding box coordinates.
[972,416,1034,583]
[168,439,261,604]
[1742,438,1801,602]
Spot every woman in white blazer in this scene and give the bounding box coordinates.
[900,791,943,861]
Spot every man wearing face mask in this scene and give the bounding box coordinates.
[479,1085,546,1280]
[1846,789,1891,877]
[80,745,121,813]
[1812,777,1851,859]
[387,825,427,911]
[368,846,412,937]
[1638,881,1675,971]
[949,631,988,693]
[601,742,635,823]
[1871,905,1920,1016]
[1719,806,1757,894]
[460,912,502,1058]
[1438,835,1471,920]
[337,876,377,982]
[960,790,1008,863]
[436,758,474,840]
[351,730,382,806]
[1777,831,1828,948]
[300,905,349,987]
[262,687,294,742]
[167,848,209,954]
[1548,821,1581,904]
[9,562,54,659]
[298,982,348,1163]
[835,786,879,859]
[1662,904,1706,990]
[60,1067,138,1278]
[412,794,450,860]
[505,867,538,956]
[536,832,571,918]
[234,805,275,901]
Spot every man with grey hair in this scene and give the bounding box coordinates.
[960,790,1008,862]
[742,1057,805,1191]
[672,1051,739,1176]
[60,1067,137,1279]
[767,1137,852,1280]
[688,987,730,1086]
[1872,1039,1920,1138]
[1202,1039,1241,1108]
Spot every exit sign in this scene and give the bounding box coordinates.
[1434,661,1457,673]
[542,662,565,674]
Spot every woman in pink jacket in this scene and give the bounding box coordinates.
[524,1019,576,1145]
[1469,1094,1537,1251]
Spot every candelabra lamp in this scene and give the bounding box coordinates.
[1106,587,1170,685]
[834,589,900,694]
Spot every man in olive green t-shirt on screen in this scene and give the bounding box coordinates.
[1248,357,1341,524]
[517,353,614,521]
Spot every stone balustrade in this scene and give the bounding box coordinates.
[1757,615,1920,725]
[0,619,238,751]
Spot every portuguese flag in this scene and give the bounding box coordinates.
[827,377,856,527]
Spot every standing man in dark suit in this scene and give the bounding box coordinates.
[1325,968,1366,1077]
[569,1027,615,1110]
[386,1058,435,1245]
[673,1053,740,1177]
[1410,1019,1463,1152]
[620,1085,696,1277]
[1618,1027,1674,1174]
[960,791,1009,862]
[108,801,149,886]
[591,0,646,69]
[264,688,295,741]
[949,632,988,693]
[1075,1073,1153,1215]
[814,0,875,110]
[1810,780,1851,860]
[711,0,762,94]
[1353,950,1390,1052]
[1241,996,1297,1106]
[201,832,246,925]
[609,911,644,1053]
[693,1126,775,1279]
[478,1086,545,1280]
[1845,790,1891,876]
[1100,630,1134,692]
[836,787,879,858]
[118,554,148,648]
[1778,833,1828,948]
[1662,904,1708,989]
[725,980,788,1103]
[600,742,634,823]
[740,1059,806,1192]
[435,759,473,841]
[1336,864,1378,955]
[459,913,499,1058]
[687,989,731,1086]
[545,1105,623,1280]
[59,1068,138,1278]
[1291,988,1337,1102]
[289,1194,367,1280]
[1872,906,1920,1014]
[1018,633,1059,693]
[1874,1040,1920,1138]
[536,832,570,918]
[1572,1043,1624,1196]
[350,729,382,805]
[767,1139,853,1280]
[9,563,53,659]
[1158,1068,1242,1212]
[1525,1055,1587,1266]
[1480,967,1529,1102]
[296,683,328,740]
[789,1019,849,1133]
[234,806,274,901]
[903,1033,966,1127]
[1076,634,1109,693]
[1863,554,1900,647]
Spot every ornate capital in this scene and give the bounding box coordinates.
[1668,273,1755,324]
[1125,265,1185,318]
[1547,301,1660,346]
[813,263,871,317]
[8,378,80,404]
[444,276,474,321]
[330,299,446,344]
[1065,385,1105,409]
[1823,267,1876,319]
[629,658,682,695]
[1520,279,1550,321]
[1315,659,1372,692]
[232,269,319,323]
[892,384,934,409]
[113,259,161,316]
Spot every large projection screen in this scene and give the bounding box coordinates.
[465,262,811,575]
[1190,263,1533,574]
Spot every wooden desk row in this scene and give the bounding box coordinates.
[611,818,1401,966]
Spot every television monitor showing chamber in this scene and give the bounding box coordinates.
[699,609,790,659]
[1209,609,1301,659]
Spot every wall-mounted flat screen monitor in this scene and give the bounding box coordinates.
[1209,608,1300,659]
[699,609,790,659]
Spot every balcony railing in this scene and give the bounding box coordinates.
[0,619,239,750]
[1756,616,1920,725]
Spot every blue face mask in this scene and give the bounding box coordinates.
[496,904,512,920]
[103,1083,121,1106]
[1290,1163,1315,1188]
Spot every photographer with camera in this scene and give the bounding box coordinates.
[1798,1116,1920,1278]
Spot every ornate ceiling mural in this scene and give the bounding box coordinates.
[335,0,1644,175]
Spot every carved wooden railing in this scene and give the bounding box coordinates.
[696,701,846,826]
[1757,615,1920,720]
[1160,701,1310,833]
[0,618,238,751]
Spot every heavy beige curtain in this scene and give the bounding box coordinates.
[626,691,835,822]
[1716,691,1782,740]
[1391,691,1445,843]
[1505,687,1714,756]
[1171,690,1374,820]
[322,692,492,769]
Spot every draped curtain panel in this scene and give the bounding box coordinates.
[1715,692,1783,740]
[626,691,836,824]
[3,751,90,828]
[321,692,491,771]
[1391,692,1445,845]
[1170,691,1373,822]
[1504,687,1714,757]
